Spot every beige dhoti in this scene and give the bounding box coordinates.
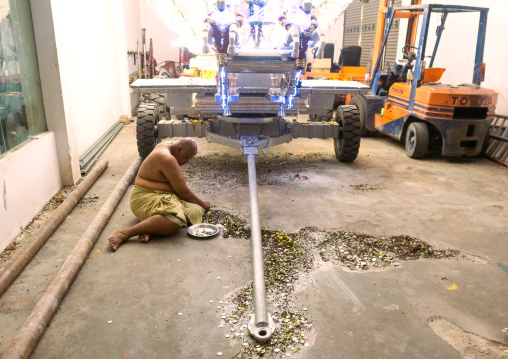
[130,185,205,227]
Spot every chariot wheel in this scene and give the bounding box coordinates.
[309,108,333,122]
[334,105,361,162]
[349,95,376,137]
[136,102,160,159]
[149,93,168,118]
[405,122,429,158]
[319,108,334,122]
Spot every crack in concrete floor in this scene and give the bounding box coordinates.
[428,316,508,359]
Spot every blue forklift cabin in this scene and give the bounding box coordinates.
[369,3,489,110]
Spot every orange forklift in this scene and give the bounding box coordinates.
[355,2,497,158]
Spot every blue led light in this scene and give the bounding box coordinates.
[219,66,227,109]
[286,71,302,109]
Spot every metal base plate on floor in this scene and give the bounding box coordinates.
[248,313,276,342]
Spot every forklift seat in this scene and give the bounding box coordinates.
[339,46,361,67]
[422,68,446,83]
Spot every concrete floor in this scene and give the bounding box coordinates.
[1,121,507,358]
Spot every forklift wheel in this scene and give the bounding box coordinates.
[405,122,429,158]
[334,105,361,162]
[136,103,160,159]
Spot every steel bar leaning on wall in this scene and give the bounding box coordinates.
[0,158,109,298]
[79,123,123,173]
[1,157,142,359]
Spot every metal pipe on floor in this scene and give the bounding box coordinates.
[0,158,109,298]
[246,152,274,342]
[1,157,142,359]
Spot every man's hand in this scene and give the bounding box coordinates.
[202,201,211,212]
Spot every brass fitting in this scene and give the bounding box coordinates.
[218,53,227,66]
[296,58,305,69]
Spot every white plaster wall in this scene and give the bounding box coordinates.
[397,0,508,115]
[50,0,132,156]
[140,0,180,66]
[0,132,61,251]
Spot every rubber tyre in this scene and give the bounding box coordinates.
[334,105,361,162]
[136,103,160,159]
[318,108,334,122]
[405,122,429,158]
[149,93,167,117]
[349,95,376,137]
[309,108,333,122]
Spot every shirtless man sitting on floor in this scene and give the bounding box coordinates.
[108,138,211,251]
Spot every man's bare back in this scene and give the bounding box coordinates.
[135,142,179,193]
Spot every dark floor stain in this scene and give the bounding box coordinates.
[351,184,378,191]
[497,262,508,275]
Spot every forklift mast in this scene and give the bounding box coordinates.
[369,3,490,105]
[370,0,421,76]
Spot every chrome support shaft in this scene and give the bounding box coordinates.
[242,137,275,342]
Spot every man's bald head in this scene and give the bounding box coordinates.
[172,138,198,166]
[178,138,197,153]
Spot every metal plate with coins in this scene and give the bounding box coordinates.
[187,223,220,239]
